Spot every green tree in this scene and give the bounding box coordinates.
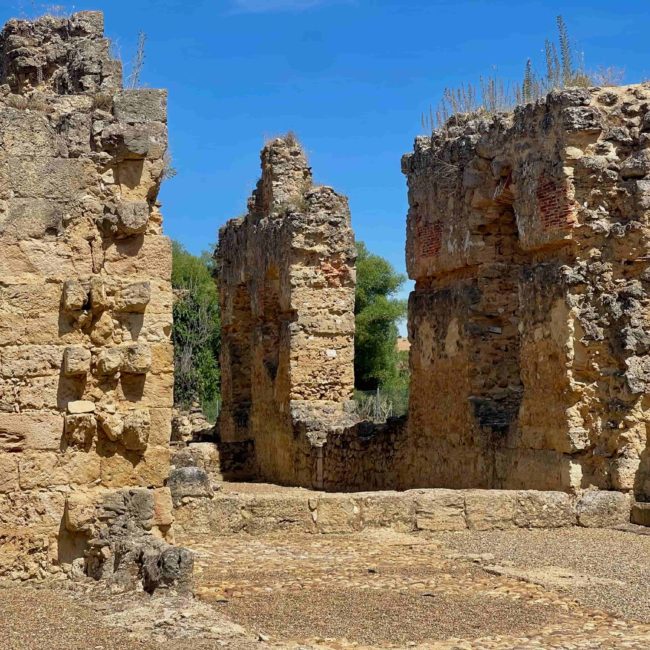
[354,241,407,391]
[171,241,221,420]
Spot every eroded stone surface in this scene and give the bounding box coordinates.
[216,135,356,485]
[0,11,176,584]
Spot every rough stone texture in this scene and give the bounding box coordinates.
[0,12,175,581]
[397,84,650,497]
[216,136,356,486]
[173,483,631,537]
[76,487,193,593]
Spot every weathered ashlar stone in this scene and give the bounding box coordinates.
[96,347,123,375]
[121,343,152,374]
[63,346,91,376]
[0,11,182,587]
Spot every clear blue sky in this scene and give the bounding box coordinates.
[3,1,649,304]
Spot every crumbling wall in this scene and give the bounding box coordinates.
[402,84,650,496]
[0,12,175,580]
[217,137,356,486]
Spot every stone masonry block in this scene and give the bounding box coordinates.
[465,490,517,530]
[576,491,631,528]
[96,348,123,375]
[357,492,415,531]
[631,502,650,527]
[0,455,19,493]
[62,279,87,311]
[116,200,149,235]
[0,413,63,452]
[315,495,361,534]
[115,281,151,313]
[414,489,467,531]
[63,346,91,376]
[114,90,168,124]
[121,344,152,374]
[514,491,576,528]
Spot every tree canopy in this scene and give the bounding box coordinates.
[171,241,221,419]
[354,241,407,391]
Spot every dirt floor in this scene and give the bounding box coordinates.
[1,526,649,649]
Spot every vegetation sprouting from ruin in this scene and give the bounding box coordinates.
[172,242,221,421]
[422,16,624,132]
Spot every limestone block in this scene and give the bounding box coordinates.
[149,342,174,375]
[120,370,174,408]
[173,495,246,536]
[153,487,174,528]
[89,311,115,346]
[122,409,151,451]
[0,455,19,493]
[63,346,91,376]
[0,109,59,157]
[358,492,415,531]
[414,490,467,531]
[514,491,576,528]
[0,490,65,528]
[314,495,361,533]
[115,281,151,313]
[67,400,95,414]
[90,277,109,312]
[103,235,172,281]
[100,446,169,488]
[148,407,172,447]
[96,347,123,375]
[64,413,96,448]
[168,467,214,506]
[0,413,63,451]
[465,490,516,530]
[121,344,152,374]
[243,495,312,534]
[0,198,64,239]
[576,491,631,528]
[114,89,167,124]
[62,280,86,311]
[620,150,650,179]
[631,502,650,526]
[19,451,101,489]
[9,157,94,200]
[116,200,149,235]
[0,345,63,379]
[97,410,124,442]
[64,491,98,533]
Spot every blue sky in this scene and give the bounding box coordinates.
[3,1,649,305]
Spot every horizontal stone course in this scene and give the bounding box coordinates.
[173,485,633,537]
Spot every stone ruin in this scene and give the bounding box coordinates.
[218,87,650,521]
[403,84,650,500]
[216,136,357,486]
[0,11,191,588]
[1,9,650,585]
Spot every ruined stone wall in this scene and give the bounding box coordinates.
[401,84,650,497]
[217,137,356,486]
[0,12,174,579]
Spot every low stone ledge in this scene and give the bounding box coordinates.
[173,485,634,539]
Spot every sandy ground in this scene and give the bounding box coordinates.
[1,526,650,649]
